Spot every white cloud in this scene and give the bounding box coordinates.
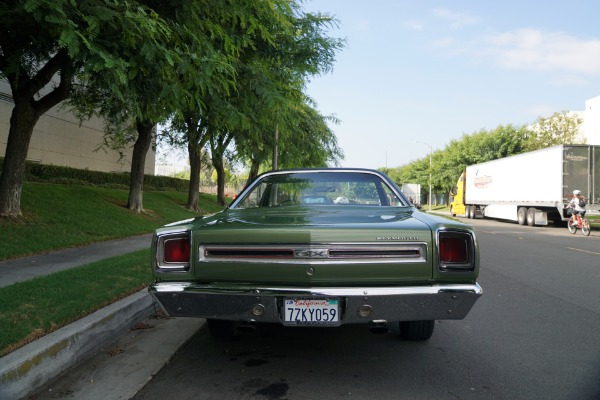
[432,8,480,29]
[483,29,600,76]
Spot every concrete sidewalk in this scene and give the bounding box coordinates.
[0,235,203,400]
[0,234,153,287]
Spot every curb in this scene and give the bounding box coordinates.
[0,289,155,400]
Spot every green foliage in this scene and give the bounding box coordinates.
[211,167,232,184]
[386,124,529,199]
[524,111,585,151]
[0,0,186,217]
[0,158,189,192]
[277,101,344,168]
[164,1,345,205]
[1,0,346,216]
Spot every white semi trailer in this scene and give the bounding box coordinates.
[401,183,421,207]
[450,144,600,225]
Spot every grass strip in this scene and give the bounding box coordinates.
[0,249,152,356]
[0,183,223,260]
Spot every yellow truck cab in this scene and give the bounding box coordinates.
[449,171,467,217]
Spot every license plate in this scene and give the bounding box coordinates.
[283,298,340,326]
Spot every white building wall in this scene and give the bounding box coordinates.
[583,96,600,145]
[0,79,155,175]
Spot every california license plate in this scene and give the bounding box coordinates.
[283,298,340,326]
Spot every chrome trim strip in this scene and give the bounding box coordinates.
[150,282,482,297]
[199,243,428,264]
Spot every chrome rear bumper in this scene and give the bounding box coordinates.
[149,282,482,324]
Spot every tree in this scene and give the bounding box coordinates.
[178,1,344,206]
[161,0,297,210]
[0,0,173,218]
[276,101,344,169]
[524,111,585,151]
[236,98,343,185]
[68,0,243,213]
[392,124,529,204]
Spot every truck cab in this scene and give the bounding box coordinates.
[450,171,467,217]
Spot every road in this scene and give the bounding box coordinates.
[40,218,600,400]
[30,219,600,400]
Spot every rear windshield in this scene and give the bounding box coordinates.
[231,171,408,209]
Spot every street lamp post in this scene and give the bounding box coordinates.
[416,141,432,211]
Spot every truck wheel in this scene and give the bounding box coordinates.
[517,207,527,225]
[399,320,435,341]
[471,205,478,219]
[467,205,474,219]
[527,208,536,226]
[450,206,456,217]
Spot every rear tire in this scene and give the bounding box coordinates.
[582,218,591,236]
[517,207,527,225]
[399,320,435,341]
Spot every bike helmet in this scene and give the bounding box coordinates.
[573,189,581,196]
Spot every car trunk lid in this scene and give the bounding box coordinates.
[190,207,434,285]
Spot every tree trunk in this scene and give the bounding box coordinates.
[212,155,226,206]
[0,103,39,218]
[246,156,261,186]
[209,132,233,206]
[0,52,72,218]
[127,120,154,213]
[186,141,201,211]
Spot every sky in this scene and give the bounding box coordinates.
[302,0,600,169]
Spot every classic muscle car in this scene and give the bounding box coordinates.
[149,168,482,341]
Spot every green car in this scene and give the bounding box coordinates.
[149,169,482,341]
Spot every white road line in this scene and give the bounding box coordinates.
[566,247,600,256]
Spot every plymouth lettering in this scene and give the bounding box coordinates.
[376,236,420,241]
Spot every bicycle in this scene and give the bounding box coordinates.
[567,212,591,236]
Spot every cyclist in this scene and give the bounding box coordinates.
[568,189,587,227]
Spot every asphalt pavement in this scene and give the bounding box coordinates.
[0,234,204,400]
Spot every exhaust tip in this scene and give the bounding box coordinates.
[369,320,389,334]
[238,322,257,333]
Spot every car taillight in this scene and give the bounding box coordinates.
[155,231,191,271]
[439,236,468,263]
[438,230,475,271]
[164,238,190,263]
